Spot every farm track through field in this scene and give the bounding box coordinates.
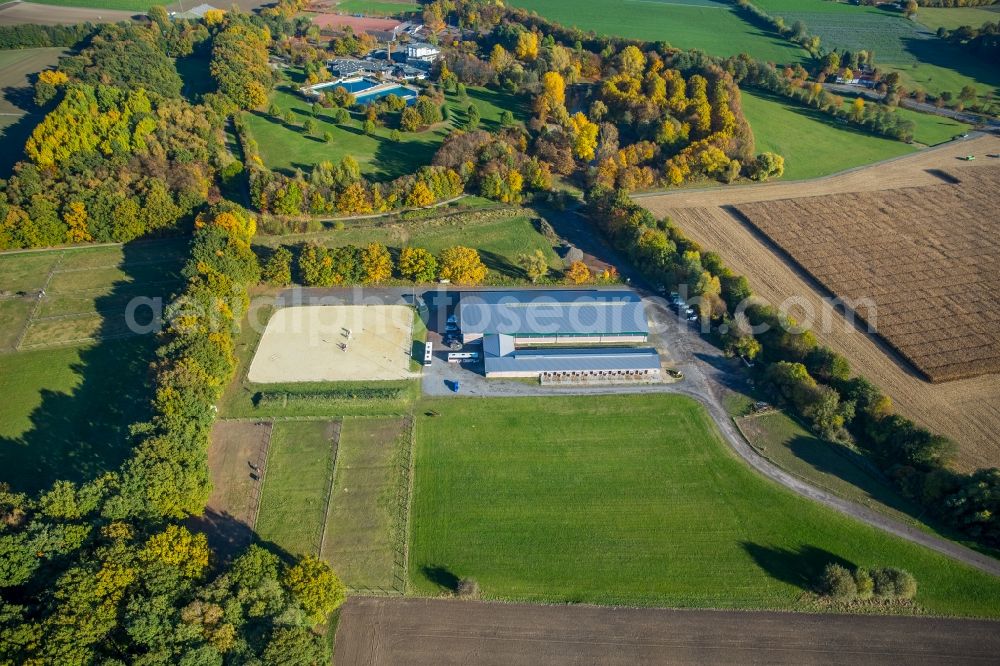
[638,134,1000,471]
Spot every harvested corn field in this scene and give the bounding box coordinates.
[734,166,1000,383]
[638,136,1000,471]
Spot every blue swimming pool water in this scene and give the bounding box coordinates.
[355,85,418,104]
[311,77,379,94]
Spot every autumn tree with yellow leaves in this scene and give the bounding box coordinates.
[438,245,488,285]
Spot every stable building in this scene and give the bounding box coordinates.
[456,289,661,381]
[455,289,650,345]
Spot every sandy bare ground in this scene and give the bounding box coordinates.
[637,135,1000,471]
[0,2,141,25]
[335,597,1000,665]
[187,420,270,560]
[248,305,416,383]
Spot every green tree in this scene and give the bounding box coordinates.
[517,249,549,283]
[466,103,480,130]
[400,106,422,132]
[361,241,393,283]
[438,246,488,285]
[820,563,857,600]
[261,247,293,285]
[283,555,346,625]
[398,246,438,282]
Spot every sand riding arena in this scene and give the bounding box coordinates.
[248,305,416,382]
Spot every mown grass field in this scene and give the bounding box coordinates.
[510,0,805,64]
[0,240,186,350]
[741,89,915,180]
[256,212,563,279]
[333,0,419,17]
[0,337,156,494]
[916,5,1000,32]
[27,0,159,10]
[0,241,186,494]
[245,85,527,181]
[322,417,411,590]
[255,420,338,558]
[409,395,1000,617]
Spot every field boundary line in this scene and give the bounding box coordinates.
[399,414,417,595]
[317,420,343,558]
[14,250,65,351]
[249,421,275,532]
[250,421,274,532]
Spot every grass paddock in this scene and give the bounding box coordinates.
[408,394,1000,617]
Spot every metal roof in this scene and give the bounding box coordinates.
[483,333,516,357]
[457,290,649,337]
[484,346,661,374]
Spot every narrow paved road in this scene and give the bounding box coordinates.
[335,597,1000,665]
[822,82,1000,129]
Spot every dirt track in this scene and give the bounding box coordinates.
[335,597,1000,665]
[0,2,141,25]
[637,134,1000,471]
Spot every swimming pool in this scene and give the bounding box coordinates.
[310,77,380,94]
[355,85,418,105]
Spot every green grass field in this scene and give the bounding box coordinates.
[916,5,1000,32]
[510,0,805,64]
[26,0,157,11]
[0,337,156,494]
[741,89,916,180]
[258,213,563,277]
[752,0,999,102]
[321,417,411,590]
[0,241,186,495]
[409,395,1000,617]
[754,0,927,64]
[333,0,419,17]
[245,86,527,181]
[255,420,338,558]
[0,241,186,350]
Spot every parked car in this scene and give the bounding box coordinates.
[666,368,683,379]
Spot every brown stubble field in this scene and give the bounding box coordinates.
[639,134,1000,471]
[735,166,1000,383]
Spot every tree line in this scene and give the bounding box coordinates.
[0,19,235,251]
[0,204,346,662]
[588,187,1000,550]
[937,20,1000,64]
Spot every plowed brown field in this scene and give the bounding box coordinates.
[736,167,1000,383]
[638,134,1000,471]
